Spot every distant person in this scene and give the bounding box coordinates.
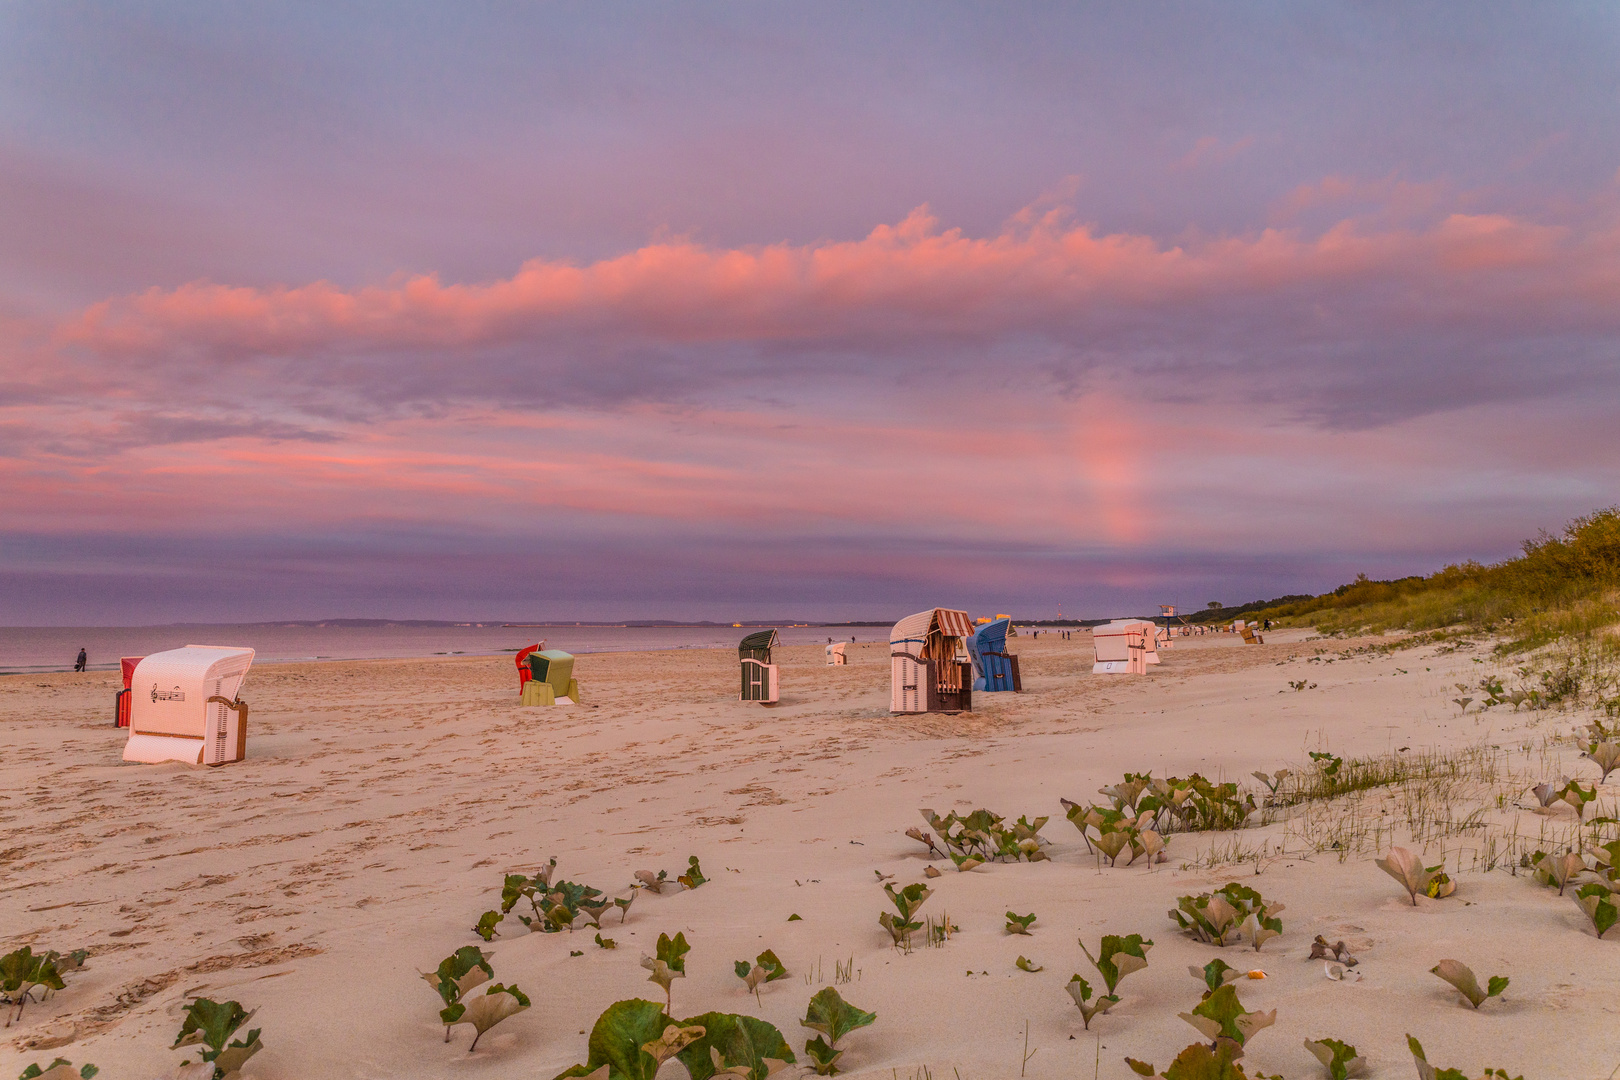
[828,637,833,644]
[74,647,87,672]
[1263,619,1271,631]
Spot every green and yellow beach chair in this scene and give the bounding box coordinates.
[522,650,581,706]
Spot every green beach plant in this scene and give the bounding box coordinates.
[1179,984,1275,1048]
[1376,846,1454,904]
[1190,958,1243,994]
[1302,1038,1365,1080]
[451,984,530,1051]
[423,946,494,1042]
[915,809,1050,867]
[1533,852,1585,894]
[799,987,875,1076]
[878,882,931,948]
[1169,885,1282,949]
[0,947,67,1026]
[734,950,788,1003]
[553,999,700,1080]
[1585,740,1620,784]
[1080,933,1152,995]
[171,998,262,1080]
[1407,1034,1524,1080]
[1559,779,1598,818]
[17,1062,97,1080]
[679,856,708,890]
[676,1011,795,1080]
[1429,960,1507,1009]
[641,932,690,1011]
[1574,881,1618,937]
[1004,911,1036,935]
[1126,1040,1279,1080]
[1064,975,1114,1029]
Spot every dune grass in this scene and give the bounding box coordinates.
[1260,508,1620,694]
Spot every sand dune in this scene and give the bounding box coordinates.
[3,631,1616,1079]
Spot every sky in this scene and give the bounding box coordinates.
[4,3,1620,624]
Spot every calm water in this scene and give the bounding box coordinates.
[0,624,880,675]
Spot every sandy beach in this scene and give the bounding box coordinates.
[3,631,1616,1079]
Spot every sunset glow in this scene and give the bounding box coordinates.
[4,6,1619,622]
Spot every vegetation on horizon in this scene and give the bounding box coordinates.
[1255,507,1620,657]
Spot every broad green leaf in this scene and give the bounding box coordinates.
[553,999,674,1080]
[501,873,535,913]
[883,883,931,921]
[1015,956,1042,972]
[656,932,691,973]
[755,950,788,982]
[1181,985,1272,1046]
[1575,882,1617,938]
[1081,934,1152,995]
[1190,958,1242,993]
[803,1035,842,1076]
[171,998,254,1056]
[451,985,530,1050]
[1303,1037,1364,1080]
[1430,960,1504,1009]
[799,987,875,1045]
[1093,830,1131,865]
[424,946,493,1008]
[0,947,64,997]
[596,933,617,949]
[1160,1040,1252,1080]
[474,911,503,941]
[1005,912,1036,935]
[676,1012,796,1080]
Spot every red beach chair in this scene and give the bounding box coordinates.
[515,642,545,692]
[115,656,143,727]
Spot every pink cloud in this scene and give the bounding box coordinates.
[53,200,1608,365]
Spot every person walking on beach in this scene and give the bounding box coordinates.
[74,647,87,672]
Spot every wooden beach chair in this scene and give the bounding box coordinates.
[123,645,254,766]
[523,650,580,705]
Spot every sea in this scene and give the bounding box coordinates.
[0,623,881,675]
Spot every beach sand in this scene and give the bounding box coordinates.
[3,631,1616,1079]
